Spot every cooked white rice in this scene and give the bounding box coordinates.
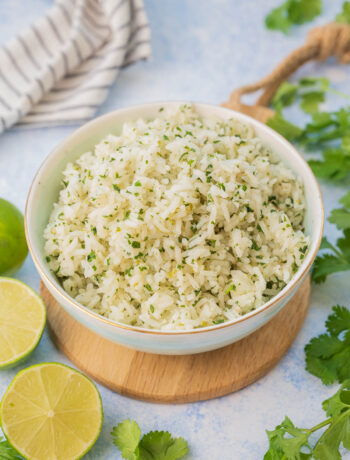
[44,104,309,331]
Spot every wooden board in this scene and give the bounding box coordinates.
[40,277,310,404]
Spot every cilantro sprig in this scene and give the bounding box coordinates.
[265,0,322,34]
[267,76,350,283]
[264,381,350,459]
[268,77,350,180]
[111,419,188,460]
[0,437,22,459]
[269,104,350,183]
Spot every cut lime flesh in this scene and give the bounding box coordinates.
[0,278,46,369]
[0,363,103,460]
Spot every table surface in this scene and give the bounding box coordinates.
[0,1,349,459]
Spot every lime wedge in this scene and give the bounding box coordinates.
[0,198,28,276]
[0,363,103,460]
[0,278,46,369]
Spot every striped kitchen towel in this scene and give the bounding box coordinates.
[0,0,151,133]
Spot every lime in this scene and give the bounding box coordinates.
[0,278,46,369]
[0,198,28,276]
[0,363,103,460]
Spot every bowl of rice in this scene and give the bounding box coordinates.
[25,102,323,355]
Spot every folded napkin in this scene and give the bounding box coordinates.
[0,0,151,132]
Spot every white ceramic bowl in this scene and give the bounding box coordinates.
[25,102,324,355]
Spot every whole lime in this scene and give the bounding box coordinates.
[0,198,28,275]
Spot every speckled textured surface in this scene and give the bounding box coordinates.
[0,1,349,459]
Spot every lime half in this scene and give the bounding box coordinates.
[0,198,28,276]
[0,363,103,460]
[0,278,46,369]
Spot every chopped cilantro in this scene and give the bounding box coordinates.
[87,251,96,262]
[213,318,225,324]
[251,241,260,251]
[225,284,236,294]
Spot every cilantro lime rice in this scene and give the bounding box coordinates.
[44,105,309,331]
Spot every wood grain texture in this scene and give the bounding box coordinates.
[40,276,310,404]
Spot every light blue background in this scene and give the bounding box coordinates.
[0,1,350,459]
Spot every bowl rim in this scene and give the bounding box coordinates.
[25,101,324,335]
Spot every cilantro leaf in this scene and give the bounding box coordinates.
[139,431,188,460]
[267,113,303,141]
[112,421,188,460]
[326,305,350,336]
[263,416,312,459]
[322,381,350,418]
[301,108,350,147]
[312,233,350,283]
[265,2,292,34]
[336,1,350,24]
[329,192,350,230]
[299,77,329,91]
[271,81,298,112]
[278,77,328,114]
[300,91,325,114]
[308,148,350,181]
[265,0,322,34]
[111,419,141,460]
[340,191,350,209]
[305,306,350,384]
[0,437,23,460]
[287,0,322,24]
[313,411,350,459]
[267,78,350,182]
[267,80,350,184]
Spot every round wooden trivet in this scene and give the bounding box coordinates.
[40,277,310,404]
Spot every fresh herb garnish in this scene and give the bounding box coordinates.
[251,240,260,251]
[267,78,350,182]
[265,0,322,34]
[263,382,350,460]
[87,251,96,262]
[111,419,188,460]
[225,284,236,294]
[305,305,350,384]
[312,230,350,284]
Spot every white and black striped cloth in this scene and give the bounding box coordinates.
[0,0,151,132]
